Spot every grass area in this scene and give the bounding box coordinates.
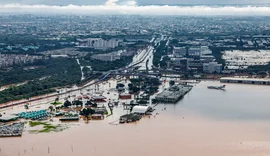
[50,102,63,105]
[29,121,60,133]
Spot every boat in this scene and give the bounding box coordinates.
[207,85,226,90]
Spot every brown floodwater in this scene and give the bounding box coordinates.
[1,81,270,156]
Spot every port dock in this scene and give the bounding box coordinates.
[220,77,270,85]
[155,84,193,103]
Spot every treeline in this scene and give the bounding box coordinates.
[0,58,80,87]
[0,34,75,54]
[81,56,133,71]
[0,80,55,104]
[153,41,168,67]
[0,58,81,104]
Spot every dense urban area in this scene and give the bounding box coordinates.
[0,15,270,103]
[1,14,270,143]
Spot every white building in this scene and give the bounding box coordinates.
[203,62,222,73]
[78,38,121,50]
[200,46,212,55]
[131,106,151,114]
[173,46,211,57]
[188,47,201,56]
[173,47,186,56]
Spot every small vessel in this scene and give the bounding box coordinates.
[207,85,226,90]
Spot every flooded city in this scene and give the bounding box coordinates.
[1,4,270,156]
[1,80,270,156]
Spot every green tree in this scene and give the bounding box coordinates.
[81,108,95,122]
[64,100,72,108]
[169,80,175,86]
[48,106,54,113]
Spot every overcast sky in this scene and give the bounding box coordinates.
[0,0,270,15]
[0,0,270,5]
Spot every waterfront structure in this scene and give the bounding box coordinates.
[131,106,151,114]
[155,84,193,103]
[60,111,79,121]
[220,77,270,85]
[119,113,142,124]
[203,62,222,73]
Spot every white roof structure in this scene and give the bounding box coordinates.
[220,77,270,82]
[131,106,150,114]
[0,115,18,121]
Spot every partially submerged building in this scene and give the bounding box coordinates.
[131,106,151,114]
[155,84,193,103]
[119,113,142,124]
[0,115,19,122]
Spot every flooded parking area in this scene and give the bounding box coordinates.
[222,50,270,69]
[1,81,270,156]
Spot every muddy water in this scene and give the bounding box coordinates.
[1,81,270,156]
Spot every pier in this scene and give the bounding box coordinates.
[220,77,270,85]
[155,84,193,103]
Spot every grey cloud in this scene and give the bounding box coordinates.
[0,0,270,5]
[1,3,270,16]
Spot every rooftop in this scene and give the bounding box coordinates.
[220,77,270,82]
